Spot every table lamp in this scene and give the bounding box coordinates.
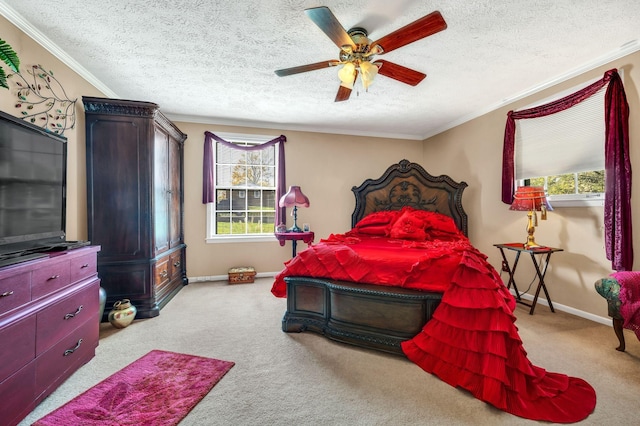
[279,186,310,232]
[510,186,552,248]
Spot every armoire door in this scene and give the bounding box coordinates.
[168,135,182,248]
[153,125,170,254]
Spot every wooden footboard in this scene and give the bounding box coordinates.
[282,276,442,355]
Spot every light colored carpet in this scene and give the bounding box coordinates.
[20,278,640,425]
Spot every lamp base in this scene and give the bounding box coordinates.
[288,206,302,233]
[524,241,543,249]
[524,211,543,248]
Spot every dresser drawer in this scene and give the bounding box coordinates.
[154,256,171,290]
[0,360,36,426]
[70,252,98,283]
[0,271,31,316]
[35,318,98,397]
[31,260,71,300]
[0,315,36,383]
[36,280,99,355]
[169,251,183,280]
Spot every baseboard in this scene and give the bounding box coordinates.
[511,291,612,327]
[186,274,612,327]
[188,272,279,283]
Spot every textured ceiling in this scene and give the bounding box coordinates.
[2,1,640,140]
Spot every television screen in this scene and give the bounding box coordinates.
[0,110,67,258]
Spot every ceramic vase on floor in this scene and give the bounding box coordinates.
[99,287,107,323]
[108,299,137,328]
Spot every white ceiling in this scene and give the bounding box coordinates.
[2,1,640,140]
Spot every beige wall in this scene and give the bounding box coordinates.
[177,122,423,277]
[422,52,640,319]
[3,13,634,320]
[0,15,104,240]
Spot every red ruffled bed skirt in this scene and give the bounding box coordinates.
[401,249,596,423]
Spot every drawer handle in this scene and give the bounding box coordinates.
[173,261,181,268]
[64,338,83,356]
[48,274,60,280]
[81,263,90,268]
[160,270,168,278]
[1,291,14,298]
[64,305,84,320]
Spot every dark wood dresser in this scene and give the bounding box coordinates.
[0,246,100,426]
[82,97,188,319]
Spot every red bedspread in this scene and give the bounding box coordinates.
[271,234,471,297]
[271,208,596,423]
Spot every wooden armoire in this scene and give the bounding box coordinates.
[82,97,187,319]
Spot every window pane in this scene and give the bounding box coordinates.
[216,212,231,235]
[262,145,275,163]
[248,190,261,208]
[216,144,233,163]
[528,177,545,187]
[247,151,261,165]
[263,212,275,230]
[216,189,230,211]
[231,212,246,234]
[264,190,276,210]
[547,174,576,195]
[248,212,261,233]
[578,170,604,193]
[261,165,275,187]
[232,190,246,209]
[216,165,232,186]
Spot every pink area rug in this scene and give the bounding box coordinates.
[33,350,234,426]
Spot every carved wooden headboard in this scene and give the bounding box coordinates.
[351,159,468,236]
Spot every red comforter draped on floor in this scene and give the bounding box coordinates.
[271,209,596,423]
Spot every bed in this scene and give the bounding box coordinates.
[270,159,597,423]
[273,159,468,355]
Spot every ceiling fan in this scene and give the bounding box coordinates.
[274,6,447,102]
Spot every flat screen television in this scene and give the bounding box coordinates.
[0,110,67,265]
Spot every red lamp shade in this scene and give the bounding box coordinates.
[509,186,552,212]
[510,186,552,248]
[279,186,310,208]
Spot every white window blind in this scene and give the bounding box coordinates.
[514,85,606,180]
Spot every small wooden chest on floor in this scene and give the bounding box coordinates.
[228,267,256,284]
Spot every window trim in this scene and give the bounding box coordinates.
[206,132,280,243]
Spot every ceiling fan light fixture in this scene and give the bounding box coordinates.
[338,62,356,85]
[359,61,378,90]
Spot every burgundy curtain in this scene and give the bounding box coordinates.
[202,131,287,225]
[501,69,632,271]
[604,72,632,271]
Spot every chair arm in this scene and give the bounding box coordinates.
[595,277,623,319]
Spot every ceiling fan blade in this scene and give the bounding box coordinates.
[375,60,426,86]
[275,60,339,77]
[335,69,358,102]
[305,6,355,50]
[371,11,446,54]
[335,85,352,102]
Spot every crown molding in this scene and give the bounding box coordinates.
[166,113,424,141]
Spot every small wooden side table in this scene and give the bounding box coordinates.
[275,231,314,257]
[494,243,563,315]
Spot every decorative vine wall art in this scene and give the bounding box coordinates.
[9,64,77,135]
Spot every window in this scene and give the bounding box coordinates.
[206,133,278,241]
[515,81,607,206]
